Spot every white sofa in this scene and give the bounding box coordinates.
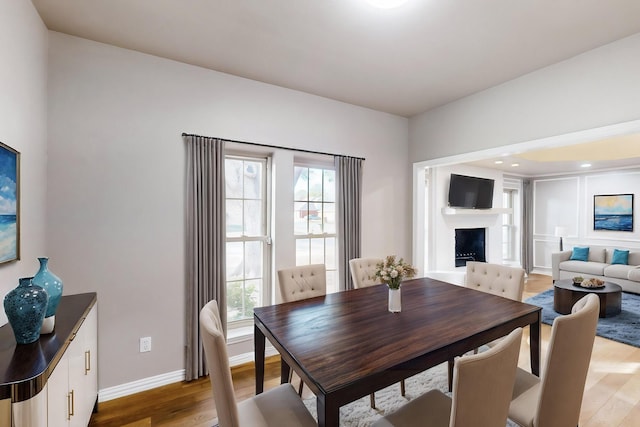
[552,246,640,294]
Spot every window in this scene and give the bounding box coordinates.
[502,187,519,263]
[225,156,271,325]
[293,165,337,293]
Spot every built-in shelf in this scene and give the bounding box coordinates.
[441,207,512,216]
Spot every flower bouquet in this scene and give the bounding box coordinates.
[375,255,417,289]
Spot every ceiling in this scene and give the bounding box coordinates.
[32,0,640,118]
[31,0,640,175]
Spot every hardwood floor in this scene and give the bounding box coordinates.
[89,274,640,426]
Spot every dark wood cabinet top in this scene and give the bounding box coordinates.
[0,292,97,402]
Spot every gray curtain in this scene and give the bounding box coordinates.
[184,134,226,381]
[335,156,363,290]
[521,178,533,274]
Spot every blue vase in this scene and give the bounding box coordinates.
[32,257,63,334]
[3,277,49,344]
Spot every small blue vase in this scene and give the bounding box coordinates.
[3,277,49,344]
[32,257,63,334]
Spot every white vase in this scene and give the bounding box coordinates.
[388,287,401,313]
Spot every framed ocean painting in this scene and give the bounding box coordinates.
[0,141,19,263]
[594,194,633,232]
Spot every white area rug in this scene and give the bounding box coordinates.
[302,362,519,427]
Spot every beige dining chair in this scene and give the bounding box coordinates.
[465,261,525,302]
[199,300,316,427]
[349,257,382,289]
[349,257,405,408]
[372,327,523,427]
[277,264,327,395]
[508,293,599,427]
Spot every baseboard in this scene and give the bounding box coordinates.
[98,369,186,402]
[97,347,279,402]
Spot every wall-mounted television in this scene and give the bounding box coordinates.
[447,174,494,209]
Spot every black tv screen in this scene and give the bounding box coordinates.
[447,174,494,209]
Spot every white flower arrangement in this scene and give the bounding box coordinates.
[375,255,417,289]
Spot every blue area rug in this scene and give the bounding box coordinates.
[525,289,640,348]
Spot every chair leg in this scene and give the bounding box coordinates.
[400,379,406,396]
[448,358,454,392]
[370,393,376,408]
[298,379,304,396]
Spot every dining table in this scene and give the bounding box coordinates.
[254,277,541,427]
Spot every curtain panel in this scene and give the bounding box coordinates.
[521,178,533,274]
[335,156,363,290]
[184,134,226,381]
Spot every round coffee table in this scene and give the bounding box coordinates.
[553,279,622,318]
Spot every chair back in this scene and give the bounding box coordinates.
[349,257,382,288]
[535,293,599,427]
[450,327,523,427]
[200,300,239,427]
[465,261,525,301]
[277,264,327,302]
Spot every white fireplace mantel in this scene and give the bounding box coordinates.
[441,207,512,216]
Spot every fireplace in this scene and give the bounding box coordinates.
[455,228,486,267]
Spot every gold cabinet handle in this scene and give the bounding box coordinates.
[68,389,75,419]
[85,350,91,374]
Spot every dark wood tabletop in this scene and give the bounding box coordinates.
[254,277,541,427]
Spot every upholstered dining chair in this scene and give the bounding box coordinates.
[277,264,327,395]
[465,261,525,302]
[372,327,523,427]
[349,257,382,289]
[199,300,316,427]
[348,257,406,408]
[277,263,326,303]
[508,293,599,427]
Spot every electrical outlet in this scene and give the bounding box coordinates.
[139,336,152,353]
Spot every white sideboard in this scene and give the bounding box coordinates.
[0,293,97,427]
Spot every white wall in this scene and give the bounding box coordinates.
[409,32,640,161]
[0,1,49,326]
[533,169,640,270]
[46,32,410,391]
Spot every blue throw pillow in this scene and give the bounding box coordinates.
[612,249,629,265]
[570,247,589,262]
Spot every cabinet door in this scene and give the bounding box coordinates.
[70,305,98,426]
[47,354,71,426]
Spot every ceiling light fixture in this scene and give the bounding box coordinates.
[364,0,410,9]
[494,160,504,165]
[511,163,519,167]
[581,163,592,168]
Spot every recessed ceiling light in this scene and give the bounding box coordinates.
[494,160,503,165]
[581,163,592,168]
[511,163,519,167]
[364,0,410,9]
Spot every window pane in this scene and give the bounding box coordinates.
[244,200,263,236]
[310,238,325,264]
[226,200,243,237]
[244,241,263,279]
[227,281,244,322]
[296,238,310,265]
[225,159,244,198]
[226,242,243,281]
[325,237,336,269]
[294,201,310,235]
[308,169,323,200]
[243,161,262,199]
[324,170,335,202]
[326,270,338,294]
[323,202,335,234]
[294,166,308,201]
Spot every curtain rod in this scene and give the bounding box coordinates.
[182,132,365,161]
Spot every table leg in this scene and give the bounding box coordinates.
[280,358,290,385]
[254,323,265,394]
[530,314,541,376]
[317,395,339,427]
